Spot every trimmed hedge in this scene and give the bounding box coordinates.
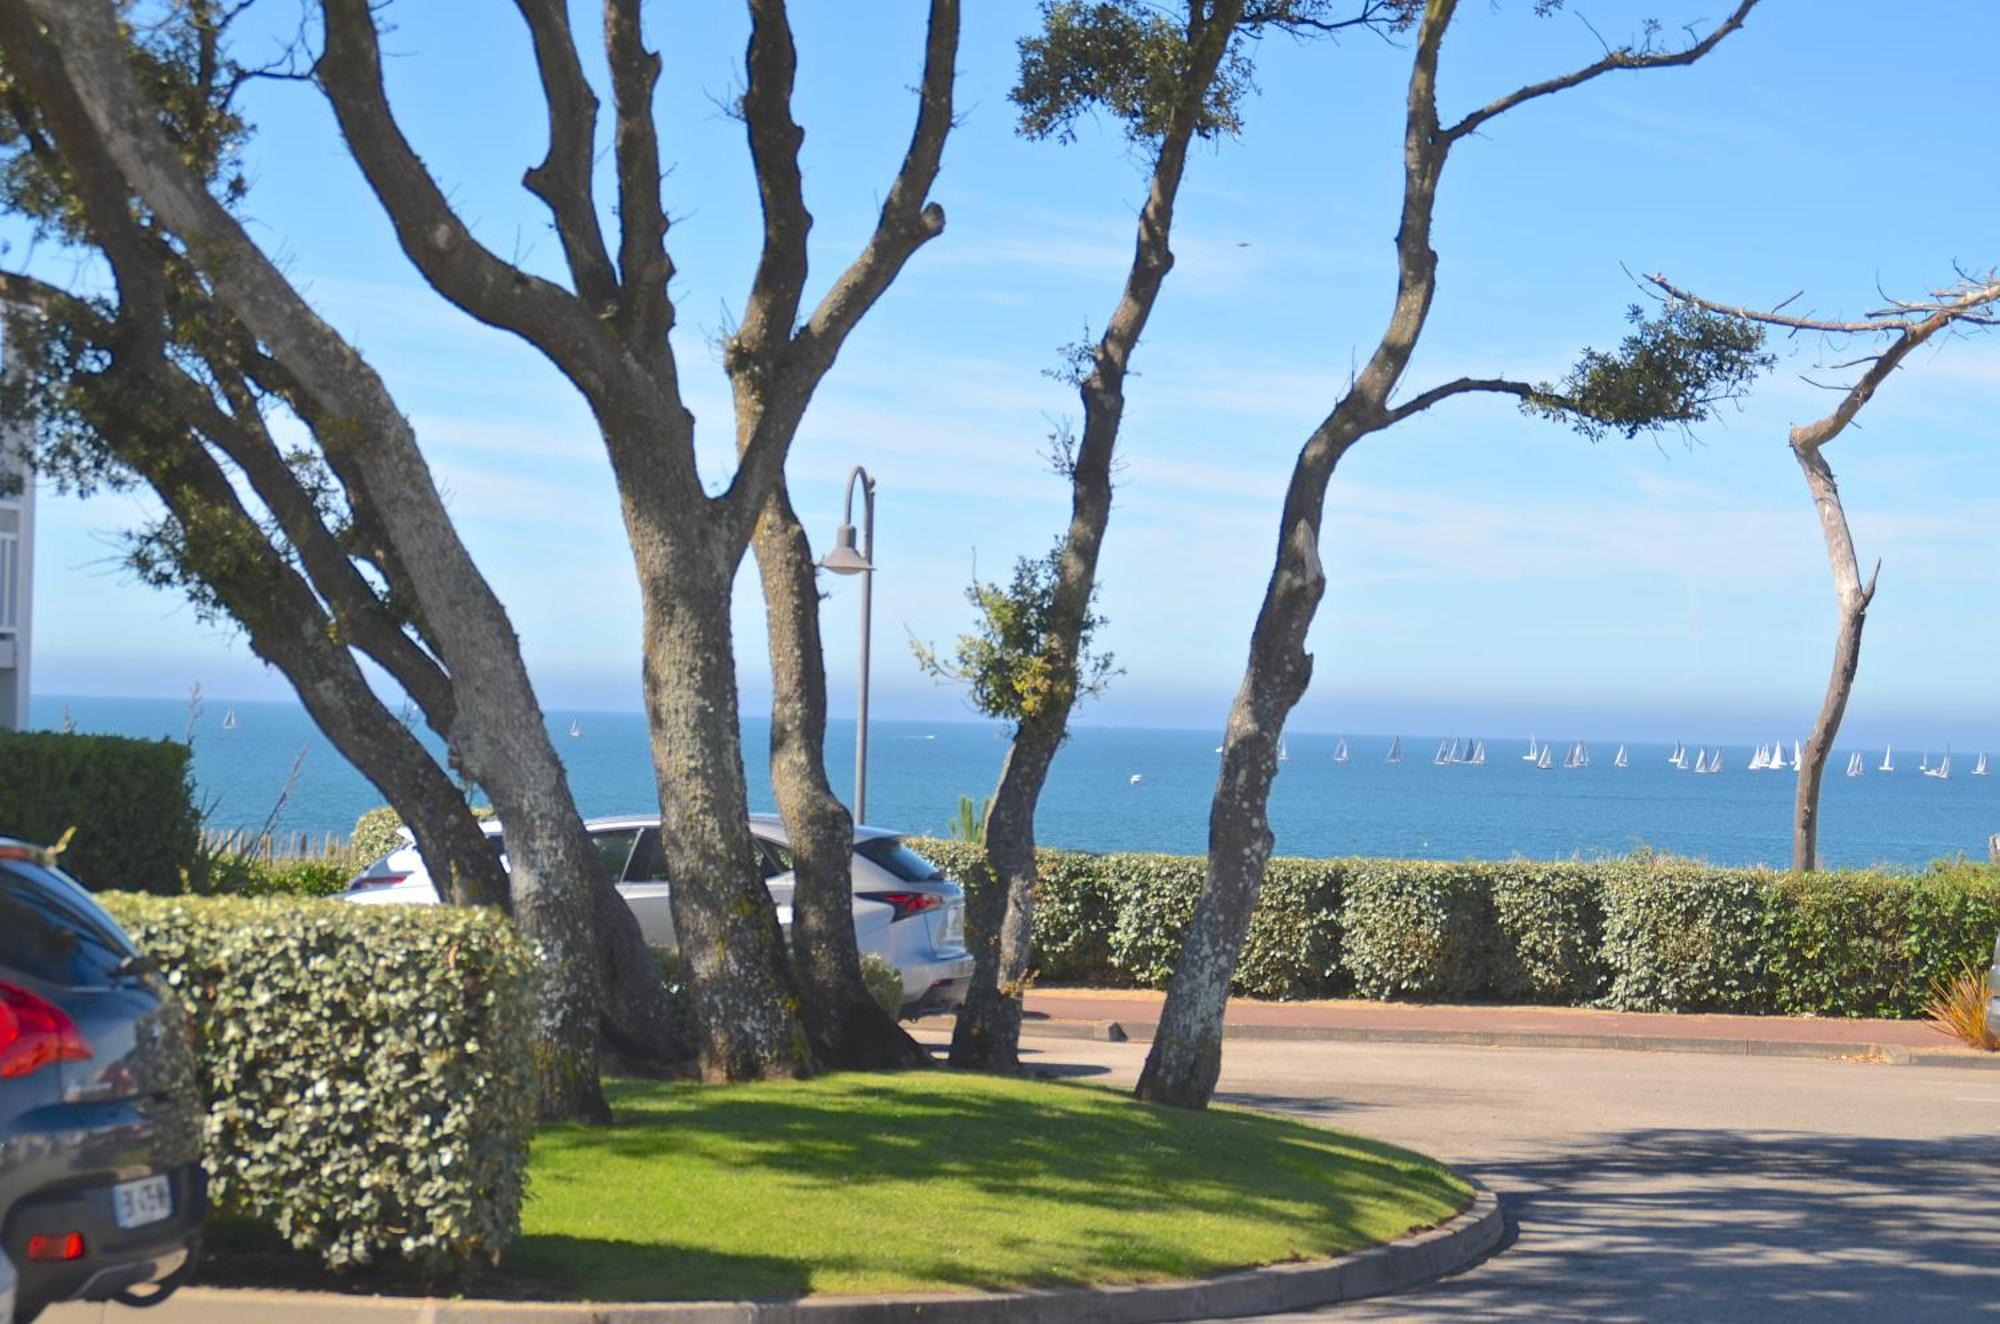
[99,893,539,1273]
[196,851,357,898]
[907,838,2000,1020]
[0,730,201,892]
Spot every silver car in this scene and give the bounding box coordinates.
[344,814,973,1014]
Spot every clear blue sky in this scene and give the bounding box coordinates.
[21,1,2000,746]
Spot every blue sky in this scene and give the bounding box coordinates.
[20,0,2000,746]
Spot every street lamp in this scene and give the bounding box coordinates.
[821,465,876,822]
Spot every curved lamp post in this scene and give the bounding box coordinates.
[821,466,876,823]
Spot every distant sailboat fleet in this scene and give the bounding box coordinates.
[1295,733,1988,784]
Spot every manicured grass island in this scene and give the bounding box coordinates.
[509,1072,1469,1301]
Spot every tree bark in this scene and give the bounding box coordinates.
[1790,440,1876,873]
[752,480,929,1070]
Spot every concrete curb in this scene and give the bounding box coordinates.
[1020,1016,2000,1067]
[45,1184,1504,1324]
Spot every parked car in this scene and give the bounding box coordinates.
[0,839,205,1324]
[345,814,974,1014]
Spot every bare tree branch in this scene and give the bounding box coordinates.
[515,0,619,311]
[1441,0,1758,145]
[603,0,675,357]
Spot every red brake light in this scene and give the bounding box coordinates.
[0,981,94,1079]
[860,891,943,923]
[26,1232,86,1262]
[348,871,413,892]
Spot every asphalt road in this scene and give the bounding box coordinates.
[996,1032,2000,1322]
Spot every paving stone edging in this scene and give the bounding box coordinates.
[45,1183,1503,1324]
[1022,1016,2000,1067]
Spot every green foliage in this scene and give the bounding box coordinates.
[97,893,539,1275]
[1528,301,1776,442]
[948,794,991,845]
[196,851,356,898]
[911,543,1114,729]
[0,729,201,893]
[1341,863,1501,1002]
[350,805,411,862]
[860,954,908,1019]
[914,840,2000,1019]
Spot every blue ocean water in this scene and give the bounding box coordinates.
[24,695,1998,869]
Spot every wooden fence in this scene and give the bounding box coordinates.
[201,829,352,862]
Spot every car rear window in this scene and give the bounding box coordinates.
[855,838,945,883]
[0,860,139,987]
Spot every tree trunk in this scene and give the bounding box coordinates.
[949,731,1059,1072]
[640,528,812,1082]
[752,481,928,1070]
[1790,438,1875,873]
[1134,457,1344,1108]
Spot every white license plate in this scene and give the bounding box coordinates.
[112,1175,173,1230]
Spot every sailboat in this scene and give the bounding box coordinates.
[1536,744,1554,770]
[1564,742,1585,770]
[1880,744,1895,773]
[1278,740,1289,763]
[1749,744,1769,770]
[568,719,583,739]
[1435,740,1453,766]
[1925,748,1952,781]
[1694,748,1709,774]
[221,708,237,731]
[1974,753,1989,778]
[1709,748,1725,774]
[1468,740,1487,766]
[1769,740,1788,771]
[1667,742,1684,766]
[1613,744,1629,769]
[1791,740,1803,770]
[1523,735,1540,762]
[1386,737,1403,764]
[1845,751,1864,778]
[1920,751,1932,774]
[1333,738,1349,764]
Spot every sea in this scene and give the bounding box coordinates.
[24,694,1999,871]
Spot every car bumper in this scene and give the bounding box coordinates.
[5,1162,205,1315]
[902,956,975,1017]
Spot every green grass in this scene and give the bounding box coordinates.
[510,1072,1470,1301]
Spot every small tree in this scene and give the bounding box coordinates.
[1642,272,2000,872]
[1137,0,1765,1110]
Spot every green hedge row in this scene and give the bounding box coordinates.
[100,893,540,1273]
[0,730,201,891]
[908,840,2000,1019]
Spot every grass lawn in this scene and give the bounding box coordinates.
[508,1072,1470,1301]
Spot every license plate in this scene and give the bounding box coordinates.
[112,1175,173,1230]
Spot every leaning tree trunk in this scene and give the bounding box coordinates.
[752,480,928,1070]
[638,525,812,1082]
[1790,437,1877,873]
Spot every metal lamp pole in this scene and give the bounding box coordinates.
[820,466,876,823]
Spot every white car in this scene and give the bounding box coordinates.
[343,813,973,1014]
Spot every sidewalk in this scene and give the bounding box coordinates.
[1020,988,1998,1066]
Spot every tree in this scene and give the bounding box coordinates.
[0,0,688,1120]
[1135,0,1765,1110]
[917,0,1416,1076]
[13,0,959,1083]
[1644,272,2000,871]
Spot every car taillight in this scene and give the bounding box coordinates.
[0,981,93,1079]
[26,1232,86,1263]
[859,891,944,923]
[347,871,413,892]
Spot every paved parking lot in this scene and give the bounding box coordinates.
[982,1032,2000,1321]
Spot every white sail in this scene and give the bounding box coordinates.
[1524,735,1539,762]
[1880,744,1894,773]
[1926,749,1952,780]
[221,708,237,731]
[1667,742,1683,766]
[1975,753,1988,777]
[1278,740,1289,762]
[1769,740,1788,771]
[1333,739,1349,764]
[1694,748,1708,773]
[1792,740,1802,769]
[1387,737,1403,764]
[1469,741,1487,766]
[1709,748,1724,774]
[1614,744,1629,768]
[1435,740,1452,765]
[1563,742,1584,770]
[1749,744,1767,770]
[568,719,583,739]
[1846,752,1863,778]
[1536,744,1553,769]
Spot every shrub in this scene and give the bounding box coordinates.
[1490,862,1609,1003]
[1599,862,1775,1012]
[349,805,408,863]
[1762,865,2000,1018]
[99,893,539,1274]
[1922,963,1996,1050]
[860,954,906,1019]
[0,730,200,892]
[196,851,357,898]
[1106,852,1207,989]
[1236,858,1349,999]
[1341,862,1500,1002]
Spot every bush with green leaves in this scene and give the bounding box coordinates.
[99,893,539,1274]
[914,839,2000,1019]
[860,954,907,1019]
[0,729,200,892]
[195,851,357,898]
[349,805,409,863]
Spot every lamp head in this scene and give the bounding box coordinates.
[820,522,872,575]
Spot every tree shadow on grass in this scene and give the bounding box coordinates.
[1334,1128,2000,1322]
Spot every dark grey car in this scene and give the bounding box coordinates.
[0,840,205,1323]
